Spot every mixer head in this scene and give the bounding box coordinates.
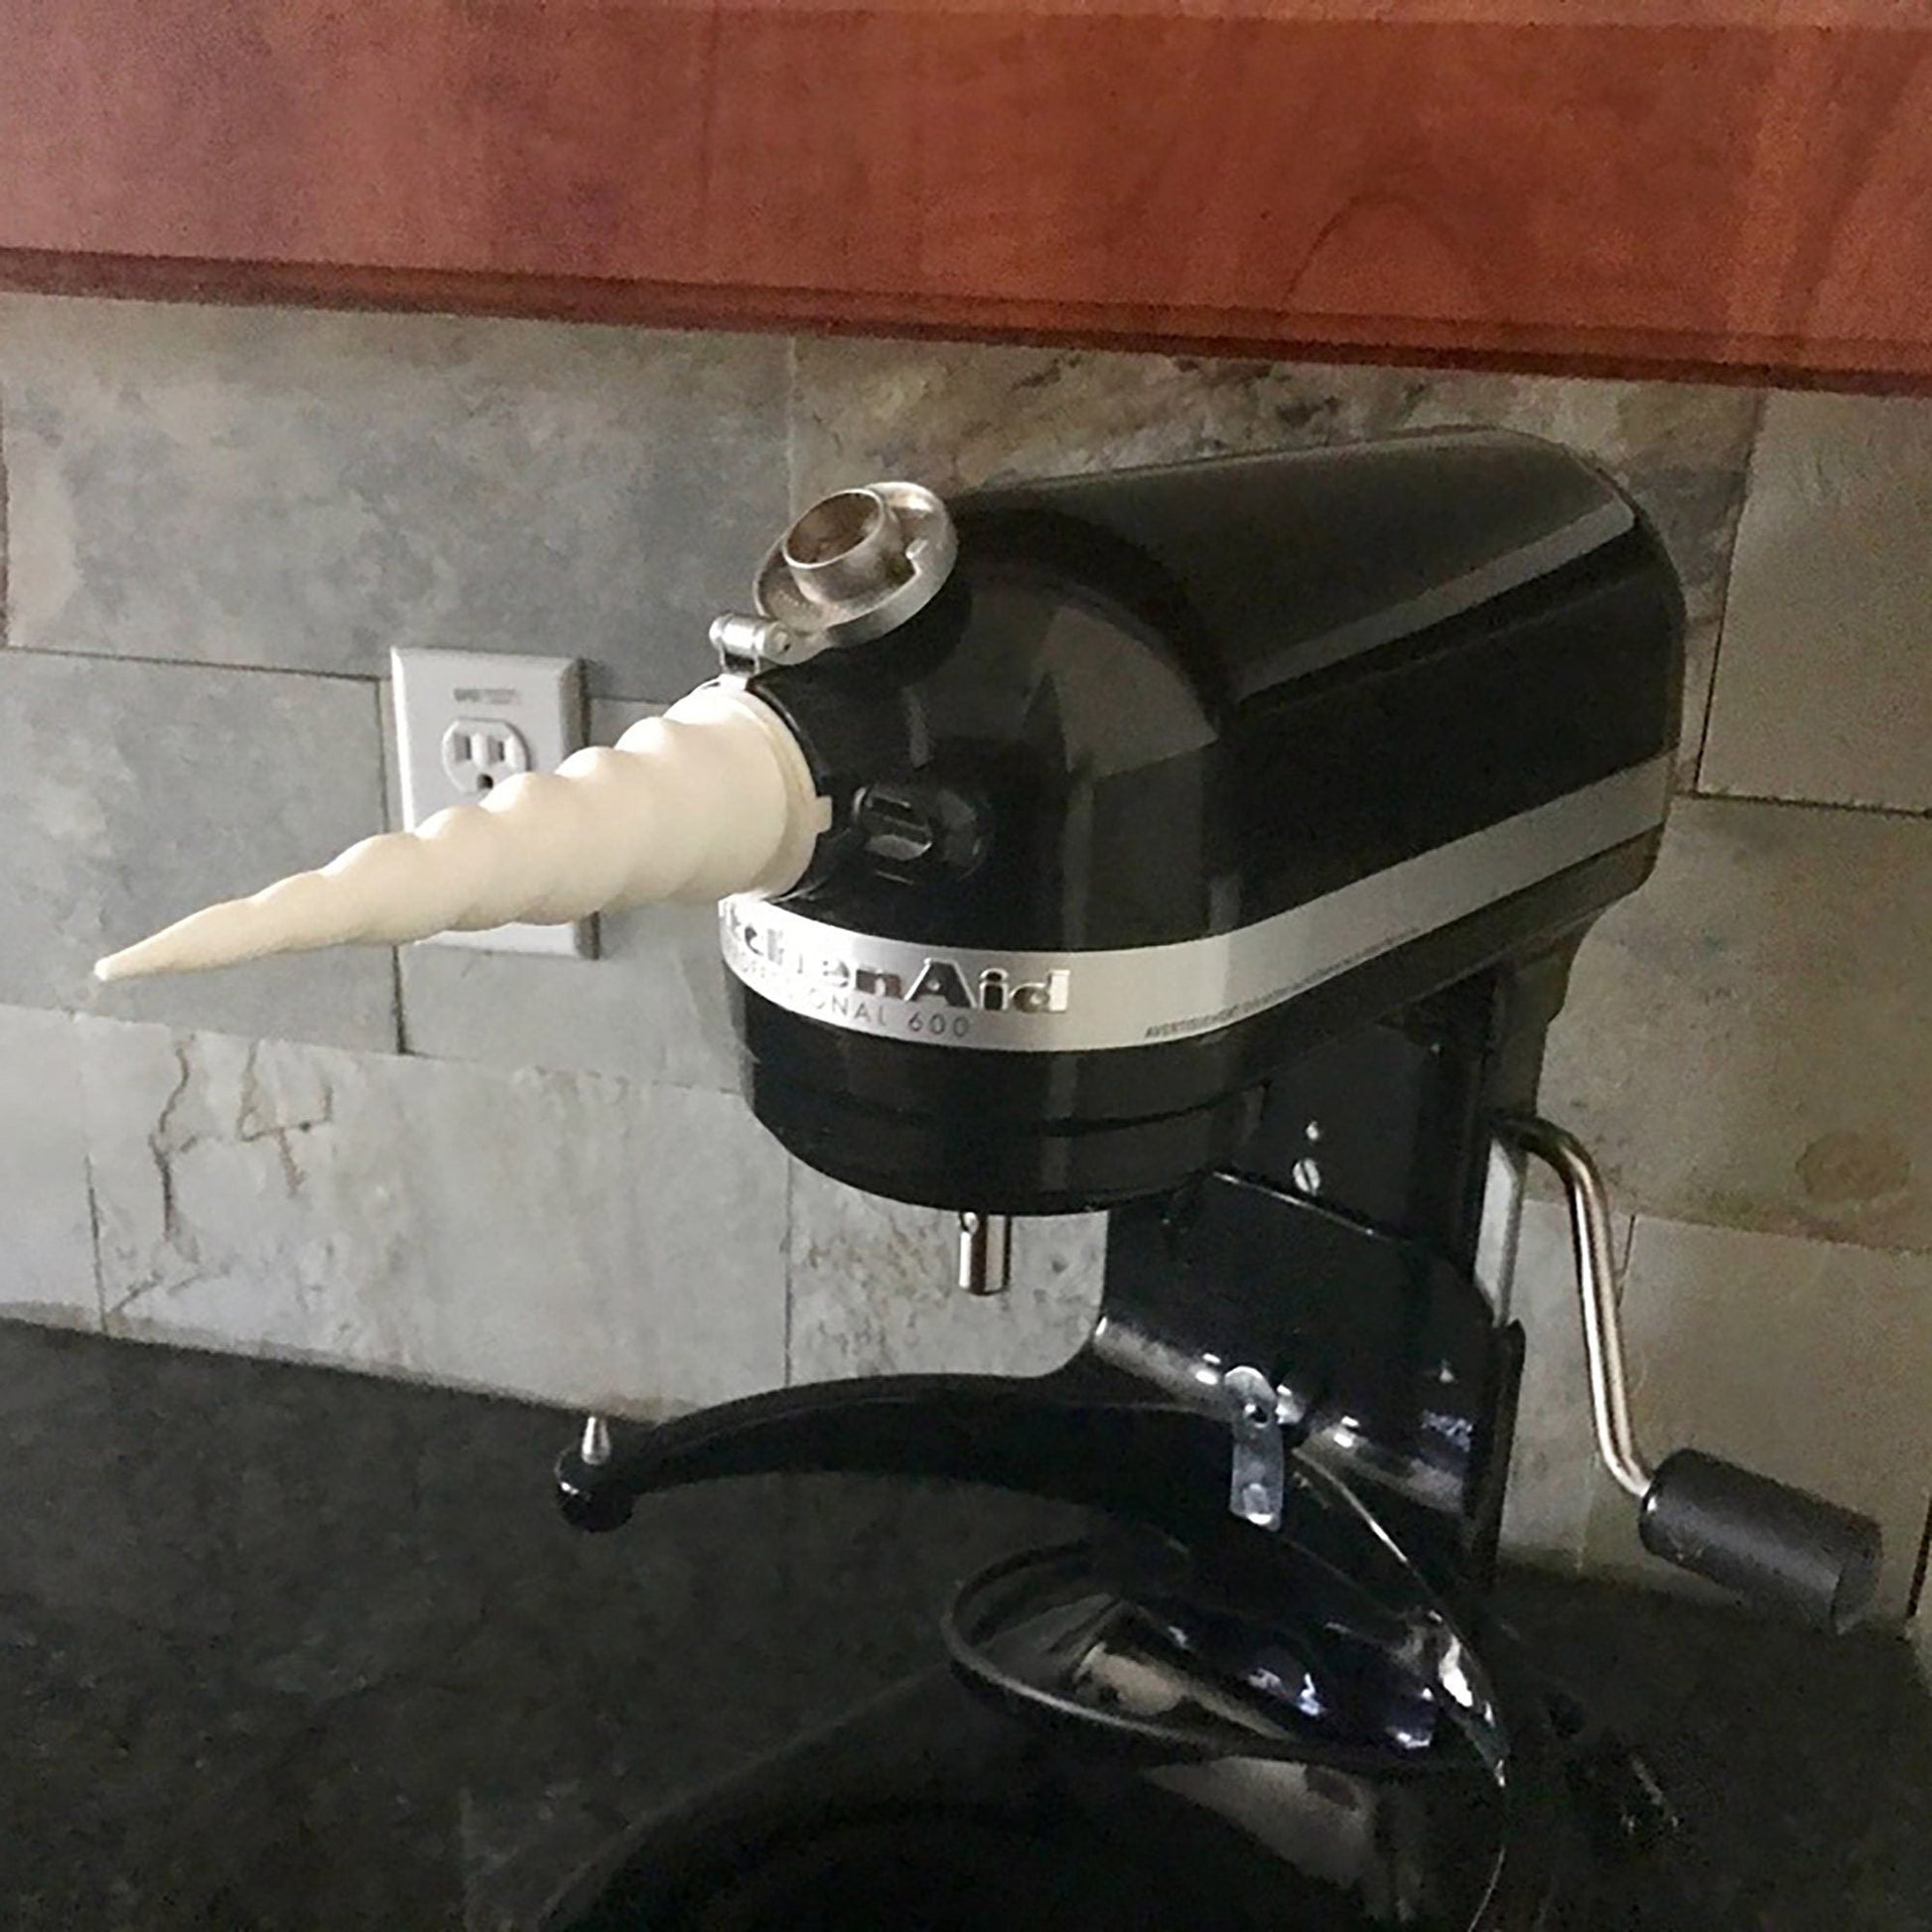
[97,435,1683,1222]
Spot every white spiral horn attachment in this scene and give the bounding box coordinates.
[94,682,828,984]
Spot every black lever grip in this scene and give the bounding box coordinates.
[1638,1449,1881,1633]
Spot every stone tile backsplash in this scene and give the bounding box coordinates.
[788,339,1760,776]
[787,1168,1105,1384]
[1584,1215,1932,1618]
[0,1005,96,1331]
[0,649,396,1050]
[1702,390,1932,813]
[1542,794,1932,1253]
[3,293,1927,1622]
[75,1019,788,1414]
[0,297,789,701]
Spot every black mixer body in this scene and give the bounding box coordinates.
[729,433,1680,1212]
[546,438,1875,1930]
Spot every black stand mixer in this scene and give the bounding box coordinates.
[93,432,1883,1926]
[538,438,1881,1929]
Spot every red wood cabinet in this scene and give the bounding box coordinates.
[4,3,1931,386]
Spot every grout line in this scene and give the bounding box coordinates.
[781,1155,796,1389]
[374,677,397,833]
[80,1151,108,1335]
[1907,1492,1932,1621]
[782,332,801,517]
[5,638,681,714]
[369,678,410,1057]
[376,1030,743,1100]
[5,641,383,683]
[1600,1196,1932,1266]
[391,948,409,1056]
[1683,784,1932,825]
[374,678,400,835]
[0,386,10,649]
[1688,386,1768,791]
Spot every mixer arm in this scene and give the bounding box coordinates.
[553,1370,1259,1544]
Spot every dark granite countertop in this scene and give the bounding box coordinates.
[2,1322,1926,1930]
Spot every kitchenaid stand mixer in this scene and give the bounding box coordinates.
[100,435,1882,1928]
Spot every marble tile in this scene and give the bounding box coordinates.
[1581,1214,1932,1619]
[1541,793,1932,1253]
[787,1163,1105,1383]
[0,294,789,701]
[0,649,396,1049]
[1702,390,1932,812]
[397,702,738,1090]
[399,903,738,1091]
[0,1005,97,1331]
[789,338,1760,773]
[789,340,1416,501]
[77,1018,787,1413]
[1499,1198,1634,1572]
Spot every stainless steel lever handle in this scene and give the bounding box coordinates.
[1499,1115,1881,1633]
[1498,1115,1650,1500]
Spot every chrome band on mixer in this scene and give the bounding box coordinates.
[721,754,1669,1054]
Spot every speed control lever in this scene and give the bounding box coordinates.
[1503,1116,1881,1634]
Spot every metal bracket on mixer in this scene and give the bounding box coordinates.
[1089,1311,1310,1533]
[1222,1364,1293,1530]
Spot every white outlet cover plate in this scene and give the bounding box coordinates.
[390,647,594,958]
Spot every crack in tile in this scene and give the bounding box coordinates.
[150,1039,198,1263]
[107,1037,203,1320]
[235,1039,336,1199]
[81,1148,106,1333]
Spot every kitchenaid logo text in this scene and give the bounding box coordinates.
[719,759,1671,1055]
[723,902,1069,1039]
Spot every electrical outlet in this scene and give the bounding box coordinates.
[390,648,594,958]
[440,717,533,795]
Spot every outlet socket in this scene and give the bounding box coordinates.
[390,648,594,958]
